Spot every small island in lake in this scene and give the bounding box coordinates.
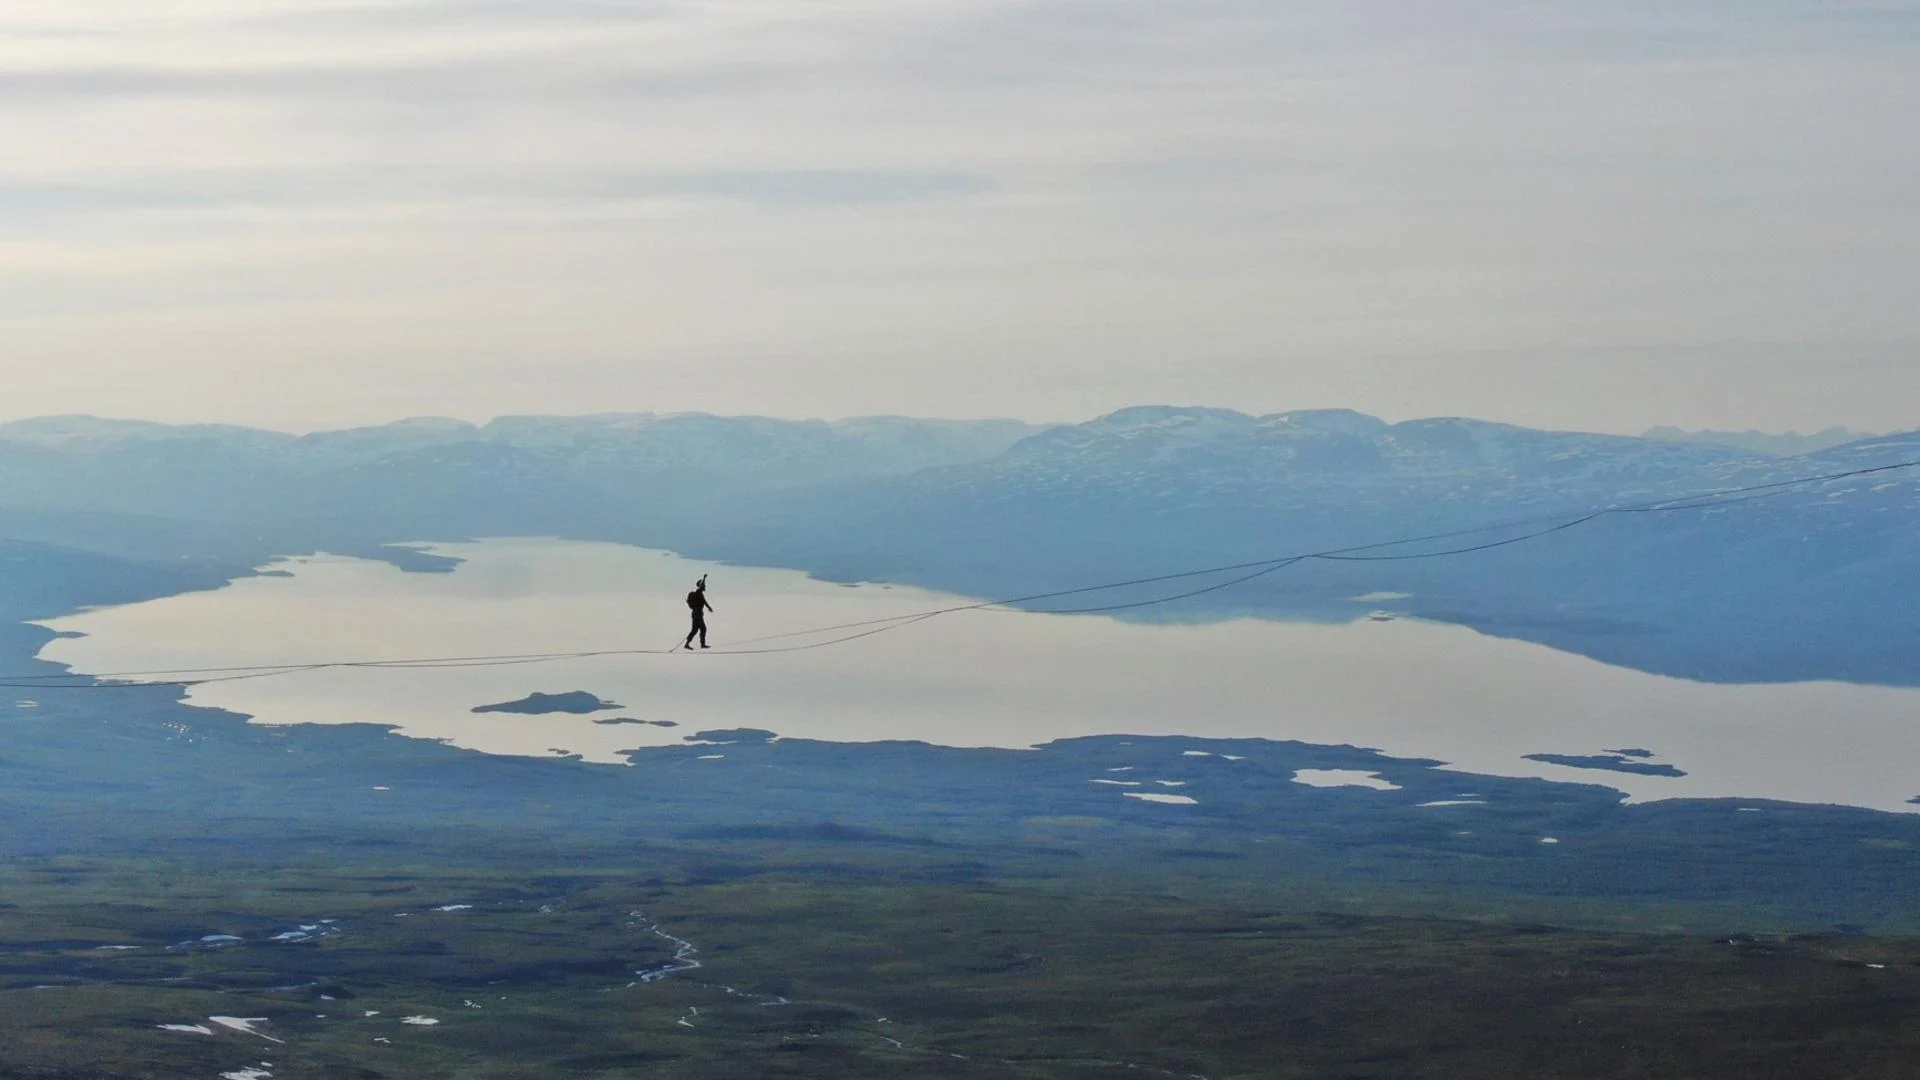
[687,728,779,745]
[592,717,678,728]
[1524,752,1687,778]
[472,691,622,716]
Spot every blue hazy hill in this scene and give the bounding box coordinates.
[0,407,1913,685]
[1644,425,1875,457]
[704,411,1919,683]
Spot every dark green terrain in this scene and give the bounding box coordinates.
[8,853,1920,1079]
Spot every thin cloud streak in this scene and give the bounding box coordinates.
[0,0,1916,433]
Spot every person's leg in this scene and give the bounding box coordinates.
[684,617,697,649]
[698,619,709,648]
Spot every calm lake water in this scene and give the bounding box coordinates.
[35,538,1920,813]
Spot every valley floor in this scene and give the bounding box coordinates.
[6,853,1920,1080]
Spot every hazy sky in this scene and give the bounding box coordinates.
[3,0,1917,433]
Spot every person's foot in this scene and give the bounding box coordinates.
[699,644,710,649]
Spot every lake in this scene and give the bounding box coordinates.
[34,538,1920,813]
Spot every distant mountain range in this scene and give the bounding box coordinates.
[0,413,1041,562]
[1643,425,1876,457]
[1,408,1915,686]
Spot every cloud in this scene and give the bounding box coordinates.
[0,169,992,227]
[1,0,1916,433]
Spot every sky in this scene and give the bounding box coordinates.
[1,0,1917,435]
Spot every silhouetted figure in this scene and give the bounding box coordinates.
[683,575,713,650]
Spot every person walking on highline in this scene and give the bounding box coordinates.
[683,575,714,650]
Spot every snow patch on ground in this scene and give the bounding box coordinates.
[1292,769,1400,791]
[208,1018,283,1044]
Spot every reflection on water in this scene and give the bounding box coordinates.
[35,538,1920,813]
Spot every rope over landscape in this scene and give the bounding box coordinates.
[7,457,1915,690]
